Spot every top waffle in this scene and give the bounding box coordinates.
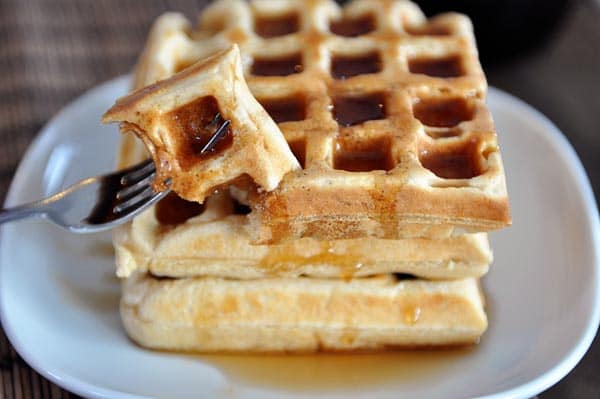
[125,0,511,243]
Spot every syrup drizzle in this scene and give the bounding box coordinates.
[333,93,386,126]
[165,96,233,170]
[252,53,304,76]
[155,192,205,225]
[254,13,300,38]
[413,97,473,127]
[334,138,394,172]
[259,241,371,278]
[409,55,464,78]
[419,140,483,179]
[288,139,307,168]
[330,14,376,37]
[331,51,382,79]
[259,95,306,123]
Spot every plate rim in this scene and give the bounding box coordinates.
[0,76,148,399]
[475,87,600,399]
[0,76,599,399]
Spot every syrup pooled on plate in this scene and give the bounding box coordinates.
[200,347,475,392]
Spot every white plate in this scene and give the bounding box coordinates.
[1,76,599,399]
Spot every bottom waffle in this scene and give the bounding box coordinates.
[121,273,487,352]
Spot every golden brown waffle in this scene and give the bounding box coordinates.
[113,190,492,280]
[121,273,487,352]
[103,46,299,203]
[124,0,510,243]
[112,3,494,286]
[111,0,500,352]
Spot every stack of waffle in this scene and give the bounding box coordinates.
[105,0,510,352]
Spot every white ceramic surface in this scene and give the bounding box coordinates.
[0,76,599,399]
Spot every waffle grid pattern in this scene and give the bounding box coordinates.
[126,0,510,242]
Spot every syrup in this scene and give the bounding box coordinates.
[199,347,476,392]
[254,13,299,38]
[259,241,369,277]
[413,97,473,127]
[409,55,464,78]
[403,304,422,325]
[259,95,306,123]
[405,24,452,36]
[155,192,205,225]
[232,199,251,215]
[419,141,482,179]
[334,138,394,172]
[425,127,462,139]
[165,96,234,170]
[331,51,382,79]
[333,93,386,126]
[288,139,306,168]
[330,14,375,37]
[252,53,304,76]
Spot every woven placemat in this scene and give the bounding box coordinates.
[0,1,210,397]
[1,0,598,398]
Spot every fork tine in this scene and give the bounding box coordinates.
[126,189,171,217]
[116,172,156,200]
[201,118,231,154]
[120,159,155,185]
[113,186,155,214]
[111,115,229,220]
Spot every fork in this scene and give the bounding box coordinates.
[0,115,231,233]
[0,159,170,233]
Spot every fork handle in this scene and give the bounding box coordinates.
[0,204,46,225]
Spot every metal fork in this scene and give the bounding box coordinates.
[0,116,231,233]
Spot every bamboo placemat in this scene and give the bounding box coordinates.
[0,2,209,397]
[0,0,598,398]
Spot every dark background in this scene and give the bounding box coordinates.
[0,0,598,397]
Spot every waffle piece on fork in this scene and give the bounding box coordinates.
[103,45,299,203]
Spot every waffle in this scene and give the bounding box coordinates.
[112,0,499,352]
[124,0,510,243]
[114,190,492,280]
[121,273,487,352]
[103,45,299,203]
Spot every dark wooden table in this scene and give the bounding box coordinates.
[0,0,598,397]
